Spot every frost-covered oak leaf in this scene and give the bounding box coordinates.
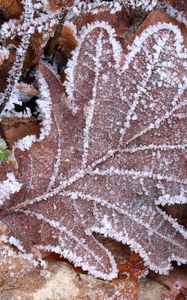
[0,21,187,280]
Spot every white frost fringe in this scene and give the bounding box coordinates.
[15,71,53,151]
[124,22,187,71]
[0,173,22,206]
[125,0,158,11]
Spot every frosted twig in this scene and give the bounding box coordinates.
[0,0,34,115]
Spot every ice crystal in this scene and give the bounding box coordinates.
[125,0,158,11]
[65,0,124,21]
[66,0,158,21]
[0,173,22,206]
[0,20,187,280]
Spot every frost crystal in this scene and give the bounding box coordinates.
[66,0,124,21]
[0,173,22,206]
[125,0,158,11]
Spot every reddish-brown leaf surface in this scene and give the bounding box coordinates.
[172,0,187,11]
[0,6,187,282]
[118,253,148,281]
[0,0,23,19]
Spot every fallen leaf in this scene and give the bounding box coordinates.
[0,0,22,19]
[118,253,148,281]
[3,117,40,147]
[0,19,187,281]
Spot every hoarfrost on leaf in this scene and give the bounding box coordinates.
[65,0,124,21]
[0,0,61,116]
[157,1,187,28]
[0,20,187,280]
[125,0,158,11]
[0,173,22,206]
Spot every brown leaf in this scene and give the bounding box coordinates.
[0,0,22,19]
[118,253,148,281]
[59,25,78,56]
[164,204,187,228]
[3,117,40,147]
[0,16,187,281]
